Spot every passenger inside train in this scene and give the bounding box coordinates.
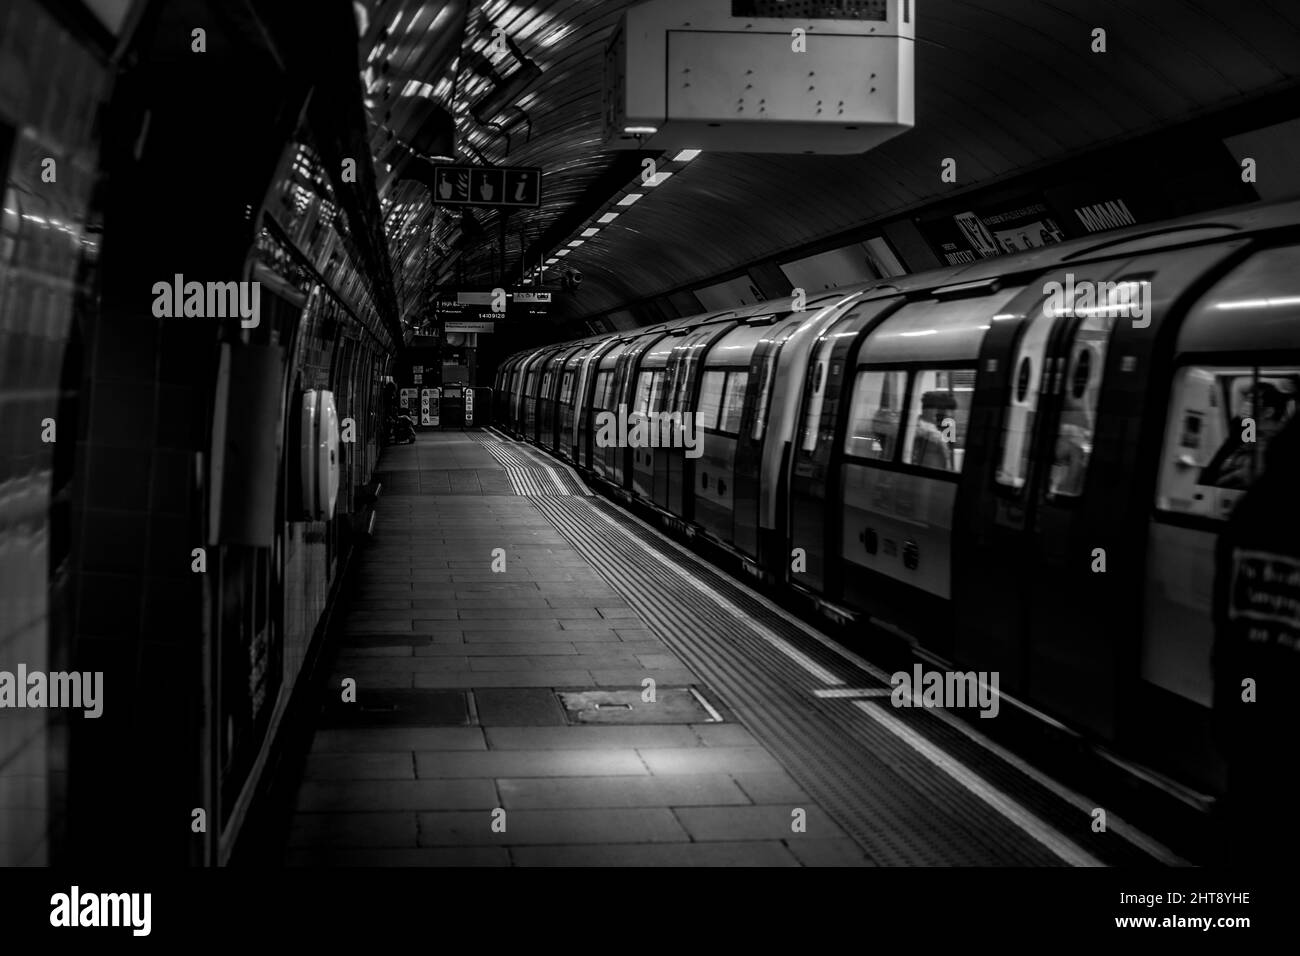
[1199,379,1299,490]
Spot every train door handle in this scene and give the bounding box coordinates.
[718,479,727,496]
[859,528,878,554]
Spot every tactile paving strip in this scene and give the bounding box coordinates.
[530,494,1069,866]
[467,431,589,496]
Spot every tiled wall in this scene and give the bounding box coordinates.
[0,0,108,866]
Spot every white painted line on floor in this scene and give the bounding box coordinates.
[579,501,844,686]
[514,441,587,496]
[814,688,893,699]
[690,686,725,722]
[853,700,1103,868]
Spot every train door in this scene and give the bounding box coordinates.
[557,347,588,459]
[536,349,566,446]
[611,332,666,491]
[664,322,736,519]
[522,351,548,440]
[630,341,673,501]
[734,317,801,558]
[693,320,779,547]
[591,342,630,482]
[787,299,899,597]
[576,339,621,471]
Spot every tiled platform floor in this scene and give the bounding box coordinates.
[281,433,870,866]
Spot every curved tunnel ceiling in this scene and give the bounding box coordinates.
[361,0,1300,326]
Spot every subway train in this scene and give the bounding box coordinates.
[495,198,1300,793]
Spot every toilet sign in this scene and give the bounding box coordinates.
[421,387,440,427]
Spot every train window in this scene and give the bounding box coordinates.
[697,370,726,430]
[720,372,750,434]
[592,371,610,410]
[649,370,667,412]
[1048,312,1117,498]
[996,306,1054,489]
[800,337,837,453]
[633,371,654,415]
[843,369,907,460]
[902,369,975,473]
[560,370,575,404]
[751,325,800,441]
[1156,365,1300,519]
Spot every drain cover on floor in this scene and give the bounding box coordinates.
[557,687,723,725]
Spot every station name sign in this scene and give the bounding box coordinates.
[433,164,542,209]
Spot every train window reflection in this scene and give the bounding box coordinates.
[903,369,975,473]
[720,371,749,433]
[649,370,667,413]
[1048,312,1117,498]
[592,371,611,411]
[1157,365,1300,519]
[997,305,1054,489]
[697,370,726,430]
[633,371,654,415]
[844,370,907,460]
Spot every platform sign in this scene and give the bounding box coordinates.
[412,372,423,384]
[421,387,441,427]
[413,365,424,374]
[399,387,417,411]
[433,164,542,209]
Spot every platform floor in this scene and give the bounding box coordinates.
[278,430,1180,867]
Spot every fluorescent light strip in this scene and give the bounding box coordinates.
[597,212,620,224]
[581,228,599,237]
[555,249,570,257]
[617,193,642,206]
[674,148,701,162]
[568,239,585,247]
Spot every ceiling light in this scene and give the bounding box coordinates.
[581,228,599,237]
[644,171,673,187]
[623,126,657,135]
[674,148,702,161]
[556,249,570,257]
[597,212,620,224]
[546,257,558,264]
[616,193,642,206]
[568,239,585,247]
